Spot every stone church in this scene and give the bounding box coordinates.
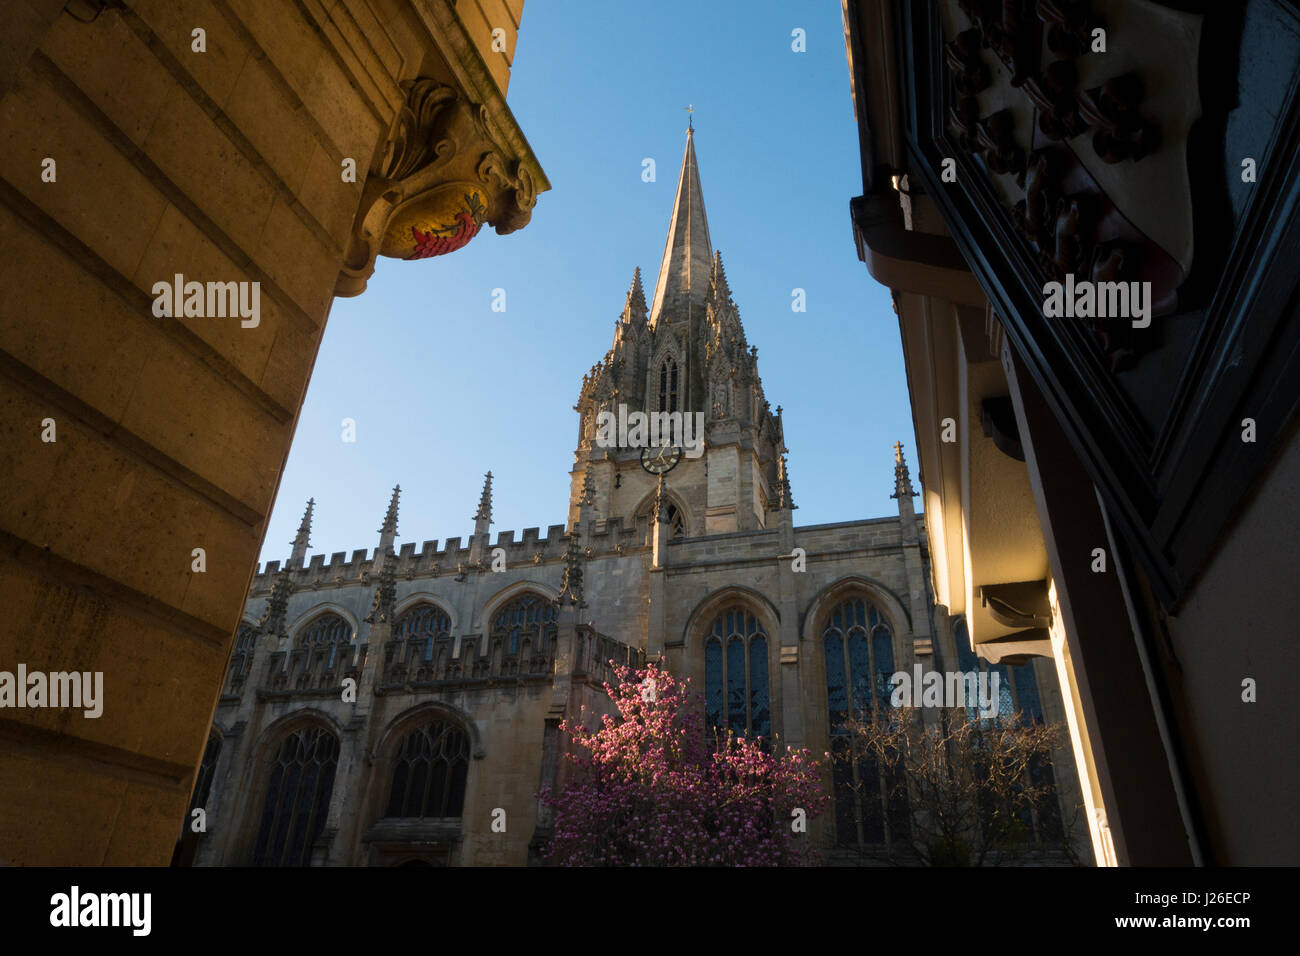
[186,129,1087,866]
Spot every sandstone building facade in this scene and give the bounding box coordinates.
[0,0,548,865]
[188,131,1090,866]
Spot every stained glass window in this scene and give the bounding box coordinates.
[822,596,905,847]
[297,613,351,670]
[703,606,770,741]
[393,603,451,662]
[492,594,557,656]
[385,719,470,819]
[251,726,339,866]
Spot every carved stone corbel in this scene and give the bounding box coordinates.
[335,78,541,297]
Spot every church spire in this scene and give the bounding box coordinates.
[288,498,314,569]
[649,126,713,327]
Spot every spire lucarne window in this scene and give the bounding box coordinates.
[658,358,679,413]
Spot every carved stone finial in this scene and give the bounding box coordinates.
[474,471,494,528]
[379,485,400,536]
[777,454,795,511]
[289,498,314,568]
[891,441,917,499]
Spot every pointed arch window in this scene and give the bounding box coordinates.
[823,596,908,848]
[297,613,351,670]
[658,358,679,414]
[491,593,557,657]
[393,603,452,662]
[385,718,470,819]
[229,622,259,692]
[251,725,339,866]
[704,606,770,741]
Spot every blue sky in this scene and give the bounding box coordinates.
[257,1,912,566]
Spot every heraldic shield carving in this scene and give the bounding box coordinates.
[336,78,541,297]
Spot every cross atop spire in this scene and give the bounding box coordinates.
[649,126,713,327]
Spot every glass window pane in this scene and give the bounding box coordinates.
[749,635,770,739]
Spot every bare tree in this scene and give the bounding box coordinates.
[836,707,1082,866]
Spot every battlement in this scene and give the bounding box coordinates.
[252,518,647,592]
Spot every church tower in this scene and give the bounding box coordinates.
[569,127,787,540]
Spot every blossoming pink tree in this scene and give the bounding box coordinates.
[540,662,829,866]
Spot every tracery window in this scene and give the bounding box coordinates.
[229,622,258,688]
[491,593,557,656]
[251,726,339,866]
[297,613,351,670]
[704,605,771,741]
[823,596,909,847]
[393,603,452,662]
[658,358,679,413]
[385,718,470,819]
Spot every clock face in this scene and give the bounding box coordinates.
[640,443,682,475]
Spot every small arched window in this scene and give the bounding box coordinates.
[251,725,339,866]
[639,498,686,544]
[658,358,679,413]
[298,613,351,670]
[492,593,557,656]
[393,603,452,662]
[704,605,770,741]
[385,718,470,819]
[235,623,258,652]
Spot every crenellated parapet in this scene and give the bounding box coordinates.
[250,521,657,595]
